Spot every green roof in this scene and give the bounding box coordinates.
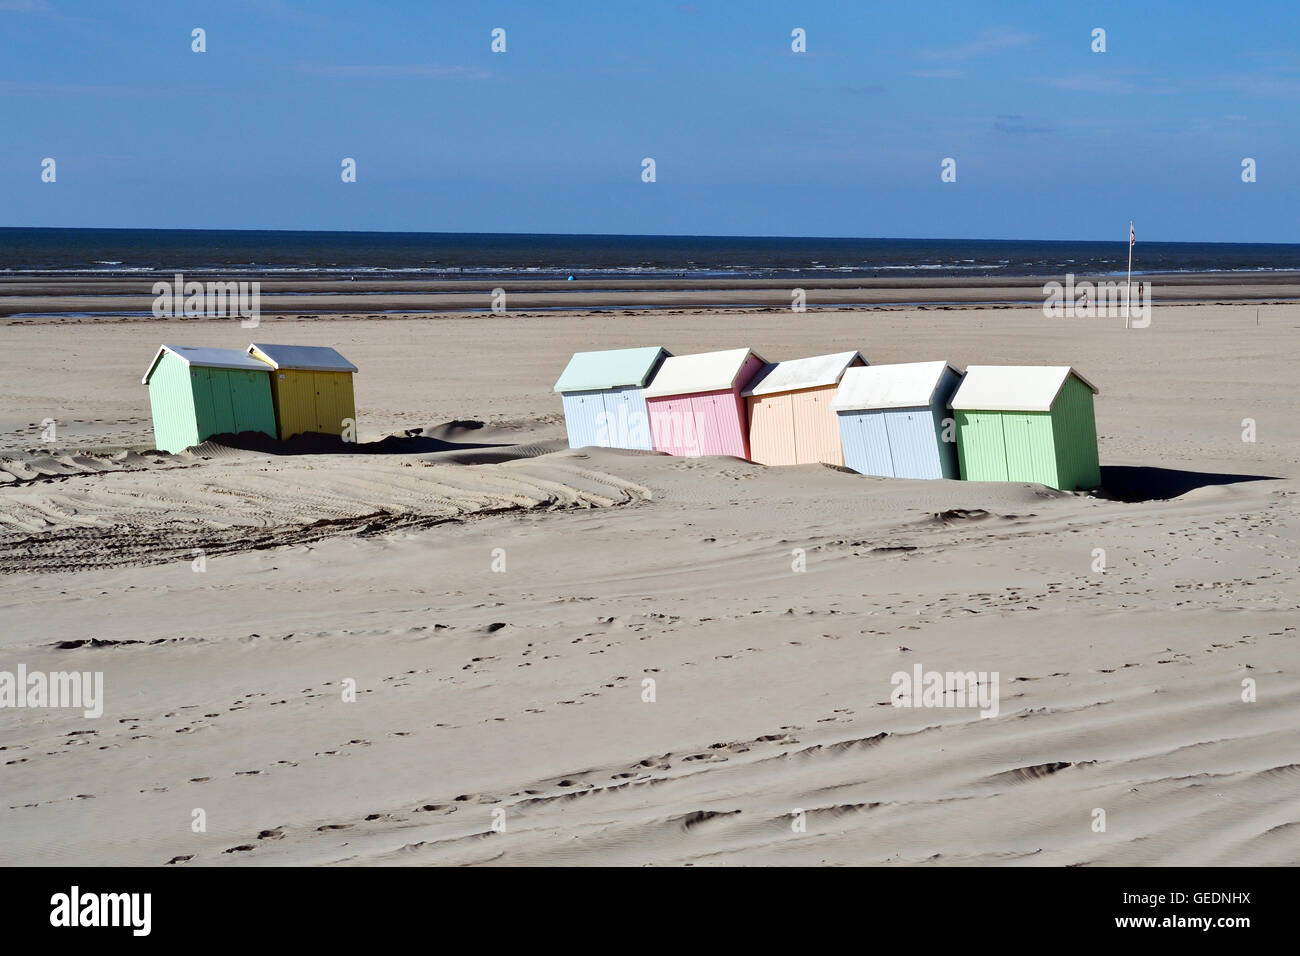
[553,346,670,393]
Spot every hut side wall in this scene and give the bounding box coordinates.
[931,367,962,479]
[147,353,201,454]
[929,406,961,479]
[1050,376,1101,490]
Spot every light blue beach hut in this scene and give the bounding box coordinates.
[553,346,671,450]
[832,361,964,479]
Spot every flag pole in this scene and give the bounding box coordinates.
[1125,220,1133,329]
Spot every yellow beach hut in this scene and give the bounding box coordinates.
[246,343,358,440]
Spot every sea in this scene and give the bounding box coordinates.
[2,228,1299,280]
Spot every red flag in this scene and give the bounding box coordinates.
[1130,222,1136,246]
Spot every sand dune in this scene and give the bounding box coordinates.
[0,438,644,574]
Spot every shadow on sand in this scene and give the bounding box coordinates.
[1100,465,1278,503]
[191,420,508,457]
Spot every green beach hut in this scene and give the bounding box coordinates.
[949,365,1101,491]
[141,344,277,453]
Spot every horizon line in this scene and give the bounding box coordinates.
[0,225,1295,247]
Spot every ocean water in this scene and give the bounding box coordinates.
[2,227,1299,279]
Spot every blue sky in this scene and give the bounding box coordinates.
[2,0,1298,241]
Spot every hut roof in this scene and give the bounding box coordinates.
[642,348,766,398]
[142,344,271,385]
[949,365,1098,412]
[832,361,961,411]
[742,351,866,397]
[247,343,358,373]
[553,346,669,393]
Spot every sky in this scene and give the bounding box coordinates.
[2,0,1299,242]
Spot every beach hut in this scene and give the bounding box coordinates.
[246,343,358,440]
[141,344,277,453]
[552,346,670,450]
[643,348,767,458]
[949,365,1101,490]
[831,361,963,479]
[743,351,867,466]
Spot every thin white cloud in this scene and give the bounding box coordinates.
[908,69,964,79]
[0,80,194,97]
[1211,74,1300,98]
[993,114,1056,135]
[1039,74,1138,94]
[298,63,492,80]
[917,28,1032,61]
[0,0,51,10]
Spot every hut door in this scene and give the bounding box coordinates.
[688,394,722,456]
[858,413,894,477]
[1002,414,1035,481]
[575,392,606,447]
[711,392,748,458]
[750,395,793,464]
[653,397,697,456]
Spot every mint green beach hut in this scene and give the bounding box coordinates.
[949,365,1101,491]
[142,345,277,453]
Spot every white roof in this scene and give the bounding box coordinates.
[742,351,866,397]
[247,343,357,373]
[832,361,960,411]
[949,365,1098,412]
[142,344,270,384]
[642,347,766,398]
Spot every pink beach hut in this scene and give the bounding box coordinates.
[643,348,767,458]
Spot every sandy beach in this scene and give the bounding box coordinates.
[5,273,1300,318]
[1,289,1296,867]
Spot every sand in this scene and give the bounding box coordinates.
[6,273,1300,317]
[1,300,1297,866]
